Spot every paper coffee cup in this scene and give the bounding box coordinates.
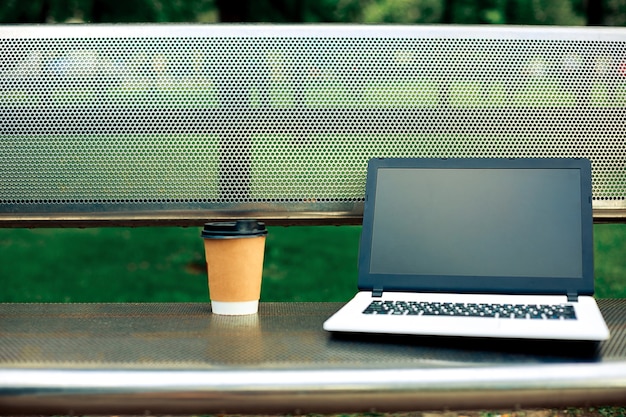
[201,220,267,315]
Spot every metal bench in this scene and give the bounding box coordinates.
[1,24,625,414]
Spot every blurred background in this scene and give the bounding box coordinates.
[1,0,626,25]
[0,0,625,303]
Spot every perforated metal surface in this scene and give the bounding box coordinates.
[1,25,625,224]
[2,302,626,415]
[1,301,625,367]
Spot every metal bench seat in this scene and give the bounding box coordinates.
[1,301,626,414]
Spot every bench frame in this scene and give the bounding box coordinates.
[0,24,625,414]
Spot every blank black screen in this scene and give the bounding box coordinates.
[369,168,583,279]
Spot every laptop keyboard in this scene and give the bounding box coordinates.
[363,300,577,320]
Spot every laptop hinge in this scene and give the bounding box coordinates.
[567,291,578,302]
[372,288,383,298]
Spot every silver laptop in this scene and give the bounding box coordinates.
[323,158,610,341]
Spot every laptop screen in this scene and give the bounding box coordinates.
[359,158,594,296]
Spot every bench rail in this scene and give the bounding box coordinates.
[1,25,625,226]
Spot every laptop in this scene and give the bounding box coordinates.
[323,157,610,341]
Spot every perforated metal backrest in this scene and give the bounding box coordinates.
[1,25,624,225]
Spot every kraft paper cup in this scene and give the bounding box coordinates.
[201,220,267,315]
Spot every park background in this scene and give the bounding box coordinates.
[0,0,625,304]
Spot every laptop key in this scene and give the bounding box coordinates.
[362,301,578,320]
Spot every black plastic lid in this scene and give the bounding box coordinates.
[201,220,267,239]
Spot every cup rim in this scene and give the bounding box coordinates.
[202,219,267,239]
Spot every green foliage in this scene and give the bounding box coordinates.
[0,0,216,23]
[606,0,626,25]
[505,0,584,25]
[1,0,624,25]
[360,0,444,23]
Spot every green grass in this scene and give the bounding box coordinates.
[5,77,625,108]
[594,223,626,298]
[250,134,516,201]
[2,135,220,202]
[0,224,624,303]
[0,227,209,302]
[0,225,361,302]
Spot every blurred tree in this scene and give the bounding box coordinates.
[443,0,506,24]
[504,0,584,25]
[358,0,444,23]
[2,0,50,23]
[90,0,158,22]
[0,0,216,23]
[0,0,624,25]
[605,0,626,25]
[586,0,604,25]
[214,0,308,22]
[215,0,251,21]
